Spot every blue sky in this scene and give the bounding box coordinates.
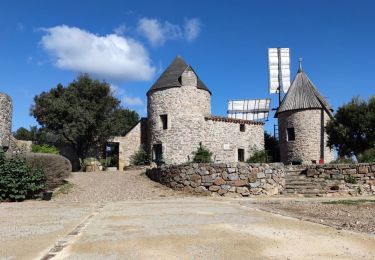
[1,0,374,134]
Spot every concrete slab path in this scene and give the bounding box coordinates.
[2,198,375,259]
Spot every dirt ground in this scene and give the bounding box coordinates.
[244,196,375,235]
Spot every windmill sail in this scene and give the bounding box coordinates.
[227,99,271,121]
[268,48,291,93]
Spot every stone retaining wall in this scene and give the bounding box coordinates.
[146,163,285,197]
[147,162,375,197]
[303,163,375,195]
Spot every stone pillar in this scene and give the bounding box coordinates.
[0,93,12,149]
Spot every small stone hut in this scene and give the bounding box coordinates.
[275,61,334,164]
[115,56,265,169]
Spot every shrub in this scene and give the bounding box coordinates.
[344,175,357,184]
[0,149,46,201]
[193,143,212,163]
[357,148,375,163]
[330,157,356,164]
[246,150,268,163]
[131,148,149,165]
[25,153,71,190]
[31,144,59,154]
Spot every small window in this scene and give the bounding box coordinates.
[160,114,168,129]
[287,127,295,141]
[240,124,245,132]
[238,149,245,162]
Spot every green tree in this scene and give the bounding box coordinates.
[265,132,280,162]
[109,109,140,136]
[326,96,375,157]
[193,143,212,163]
[13,127,32,140]
[13,126,60,144]
[31,74,139,161]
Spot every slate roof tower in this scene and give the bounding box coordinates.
[275,59,334,164]
[147,56,212,164]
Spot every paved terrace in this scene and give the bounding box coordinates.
[1,170,374,259]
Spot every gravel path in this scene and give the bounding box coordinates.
[53,170,183,203]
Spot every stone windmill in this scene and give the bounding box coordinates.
[274,59,334,164]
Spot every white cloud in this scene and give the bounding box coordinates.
[137,18,200,46]
[40,25,155,82]
[113,24,127,35]
[184,18,201,42]
[110,84,125,96]
[110,84,143,107]
[123,96,144,106]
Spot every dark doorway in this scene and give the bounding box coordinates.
[105,142,119,169]
[153,144,163,166]
[238,149,245,162]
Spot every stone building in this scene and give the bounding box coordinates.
[0,92,12,150]
[275,61,334,165]
[115,56,265,169]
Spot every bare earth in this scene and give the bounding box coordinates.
[1,170,375,259]
[244,197,375,235]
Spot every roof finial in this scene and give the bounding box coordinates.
[298,57,303,72]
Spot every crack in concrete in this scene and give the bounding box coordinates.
[39,204,105,260]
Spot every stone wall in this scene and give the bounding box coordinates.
[0,93,12,148]
[302,163,375,195]
[113,118,148,170]
[203,117,264,163]
[146,163,285,197]
[278,109,334,164]
[147,162,375,197]
[146,71,265,165]
[147,82,211,165]
[7,136,32,154]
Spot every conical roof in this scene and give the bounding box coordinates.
[275,67,333,117]
[147,56,211,95]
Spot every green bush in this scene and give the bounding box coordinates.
[330,157,356,164]
[0,149,46,201]
[358,148,375,163]
[246,150,268,163]
[130,148,149,165]
[193,143,212,163]
[344,175,357,184]
[31,144,59,154]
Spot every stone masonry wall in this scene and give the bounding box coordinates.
[147,71,265,165]
[113,119,147,170]
[302,163,375,195]
[203,118,264,163]
[147,163,375,197]
[146,163,285,197]
[147,78,211,165]
[0,93,12,148]
[278,109,334,164]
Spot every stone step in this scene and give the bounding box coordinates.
[285,186,321,190]
[284,189,326,195]
[285,175,307,180]
[286,180,316,184]
[286,172,306,176]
